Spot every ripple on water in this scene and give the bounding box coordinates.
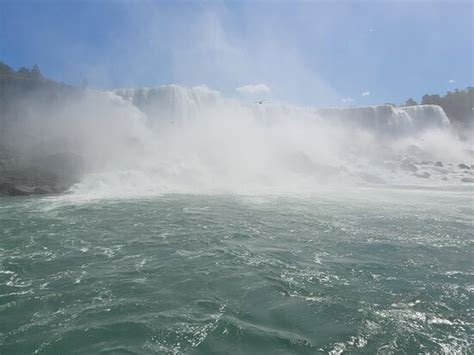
[0,191,472,353]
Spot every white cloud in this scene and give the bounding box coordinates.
[362,91,370,96]
[341,97,354,103]
[448,79,455,83]
[236,83,271,95]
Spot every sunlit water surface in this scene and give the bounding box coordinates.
[1,187,472,354]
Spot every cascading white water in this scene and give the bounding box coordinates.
[61,85,474,197]
[114,86,451,134]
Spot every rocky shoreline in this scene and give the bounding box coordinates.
[0,148,83,197]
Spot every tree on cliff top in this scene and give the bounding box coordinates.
[0,62,14,77]
[405,98,417,106]
[31,64,43,80]
[0,62,43,81]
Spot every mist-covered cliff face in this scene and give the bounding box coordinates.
[0,70,87,195]
[1,81,473,197]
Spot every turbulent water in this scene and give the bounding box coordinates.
[0,187,473,354]
[1,85,473,353]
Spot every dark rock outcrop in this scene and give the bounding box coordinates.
[0,149,83,197]
[0,183,33,196]
[33,185,54,195]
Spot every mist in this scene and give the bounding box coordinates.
[2,80,471,198]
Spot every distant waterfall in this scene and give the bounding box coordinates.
[114,86,451,136]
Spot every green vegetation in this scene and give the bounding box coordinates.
[0,62,44,81]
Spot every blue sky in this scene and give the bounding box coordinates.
[1,0,472,107]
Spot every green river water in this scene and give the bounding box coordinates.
[0,187,472,354]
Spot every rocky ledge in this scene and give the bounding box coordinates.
[0,149,83,197]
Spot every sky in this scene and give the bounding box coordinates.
[0,0,472,107]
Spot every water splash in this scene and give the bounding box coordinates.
[62,85,473,197]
